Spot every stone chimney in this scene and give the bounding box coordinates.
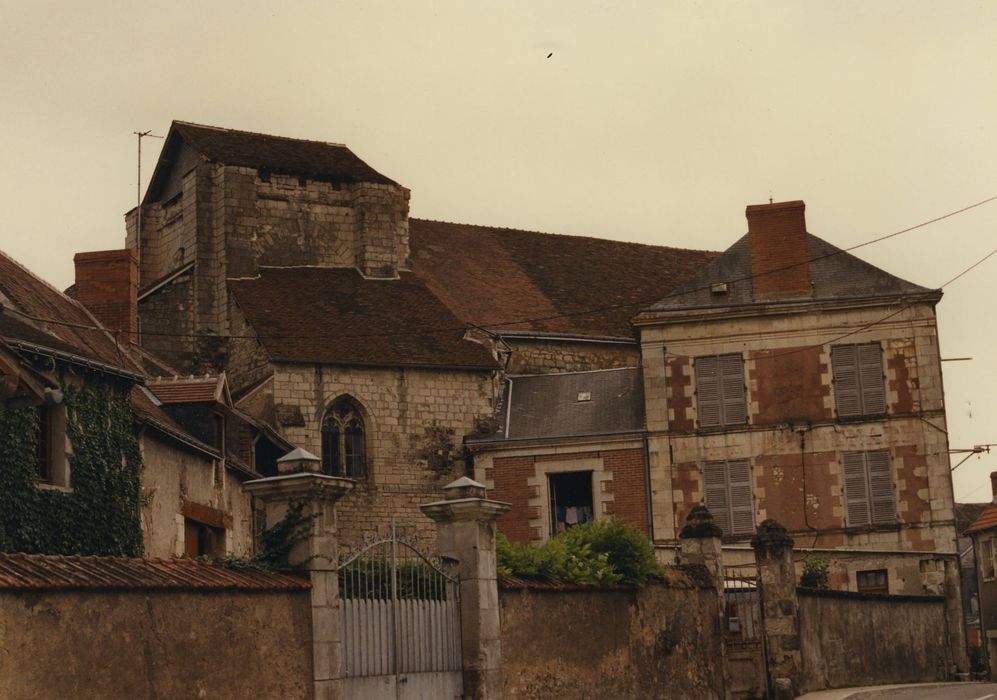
[990,471,997,504]
[73,249,138,344]
[746,200,812,300]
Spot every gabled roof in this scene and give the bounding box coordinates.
[645,233,933,313]
[0,249,141,377]
[473,367,645,443]
[229,267,497,370]
[409,219,717,339]
[129,386,220,459]
[965,504,997,535]
[144,121,396,203]
[146,373,231,406]
[956,502,991,535]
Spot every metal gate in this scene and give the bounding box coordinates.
[339,522,462,700]
[724,563,768,700]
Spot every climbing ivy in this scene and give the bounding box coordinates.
[0,379,144,556]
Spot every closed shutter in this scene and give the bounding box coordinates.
[842,451,870,527]
[727,459,755,535]
[720,354,747,425]
[857,344,886,415]
[696,356,721,427]
[866,449,895,524]
[832,345,861,417]
[703,460,730,534]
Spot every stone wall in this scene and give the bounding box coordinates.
[0,588,312,699]
[269,363,495,544]
[499,573,724,699]
[798,588,949,692]
[502,338,639,375]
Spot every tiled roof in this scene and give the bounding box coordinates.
[474,367,644,443]
[229,267,497,370]
[0,552,309,591]
[408,219,717,339]
[170,121,396,185]
[956,502,991,534]
[146,374,228,404]
[646,233,933,313]
[0,249,140,375]
[965,504,997,535]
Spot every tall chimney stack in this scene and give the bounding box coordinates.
[73,249,138,345]
[746,200,812,300]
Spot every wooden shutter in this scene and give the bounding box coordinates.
[727,459,755,535]
[832,345,861,417]
[696,356,721,427]
[857,344,886,415]
[703,460,730,534]
[866,449,895,524]
[842,451,870,527]
[720,354,747,425]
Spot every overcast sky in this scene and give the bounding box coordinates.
[2,1,996,500]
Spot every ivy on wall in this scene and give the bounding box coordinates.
[0,379,144,556]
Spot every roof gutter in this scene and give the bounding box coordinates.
[467,429,646,451]
[5,338,144,382]
[135,414,221,460]
[491,330,636,345]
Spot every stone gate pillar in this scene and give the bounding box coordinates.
[751,519,801,700]
[421,477,511,700]
[245,448,355,700]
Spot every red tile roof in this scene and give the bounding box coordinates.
[0,552,309,591]
[965,504,997,535]
[146,375,227,404]
[408,219,718,339]
[0,249,141,375]
[229,267,498,370]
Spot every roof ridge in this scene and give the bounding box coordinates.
[174,120,350,150]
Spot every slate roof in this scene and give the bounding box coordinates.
[157,120,396,188]
[408,219,717,339]
[965,504,997,535]
[229,267,497,370]
[0,552,309,591]
[474,367,644,443]
[646,233,933,313]
[0,249,141,376]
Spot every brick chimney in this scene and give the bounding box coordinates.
[73,249,138,344]
[746,200,812,300]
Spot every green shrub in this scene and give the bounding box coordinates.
[800,555,830,589]
[497,518,660,588]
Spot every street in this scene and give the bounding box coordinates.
[859,684,997,699]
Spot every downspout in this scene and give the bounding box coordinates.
[643,432,654,541]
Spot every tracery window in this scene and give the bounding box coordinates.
[321,397,366,478]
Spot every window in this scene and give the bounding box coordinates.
[695,354,747,427]
[856,569,889,594]
[983,540,997,581]
[842,449,895,527]
[832,343,886,418]
[34,403,69,488]
[549,471,593,536]
[703,459,755,536]
[321,397,366,478]
[184,518,225,558]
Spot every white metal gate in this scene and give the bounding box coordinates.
[339,523,462,700]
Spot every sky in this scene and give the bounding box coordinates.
[1,1,996,500]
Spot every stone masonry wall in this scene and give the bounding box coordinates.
[0,588,312,700]
[499,575,724,699]
[503,338,639,375]
[269,363,494,545]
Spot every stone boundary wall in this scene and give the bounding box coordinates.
[499,573,724,699]
[0,588,313,699]
[798,587,949,692]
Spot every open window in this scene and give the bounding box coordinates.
[34,403,69,489]
[549,471,593,536]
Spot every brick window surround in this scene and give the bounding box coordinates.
[831,343,886,418]
[842,449,895,527]
[702,459,755,536]
[695,353,747,428]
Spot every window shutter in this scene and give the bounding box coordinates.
[696,356,721,427]
[857,344,886,415]
[842,451,870,527]
[832,345,861,417]
[720,354,747,425]
[866,449,895,524]
[727,459,755,535]
[703,460,730,534]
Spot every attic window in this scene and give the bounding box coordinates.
[576,392,592,402]
[710,282,729,295]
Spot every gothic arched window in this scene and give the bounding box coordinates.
[321,397,366,478]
